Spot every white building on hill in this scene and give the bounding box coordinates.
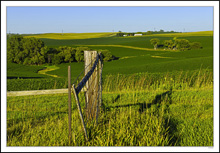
[134,34,143,36]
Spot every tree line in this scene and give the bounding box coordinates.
[116,30,179,37]
[7,35,114,65]
[150,37,202,51]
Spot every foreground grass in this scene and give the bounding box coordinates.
[7,71,213,146]
[7,88,213,146]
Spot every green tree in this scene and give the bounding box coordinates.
[190,42,202,49]
[56,46,76,63]
[7,35,46,65]
[98,49,114,61]
[23,38,45,65]
[75,47,91,62]
[174,39,191,51]
[7,35,24,63]
[52,54,62,65]
[150,38,160,50]
[163,40,174,50]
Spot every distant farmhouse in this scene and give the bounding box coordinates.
[134,34,143,36]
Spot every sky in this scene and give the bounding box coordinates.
[7,6,213,34]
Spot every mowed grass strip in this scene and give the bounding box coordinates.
[80,44,177,52]
[38,65,61,78]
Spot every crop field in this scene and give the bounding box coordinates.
[23,32,115,40]
[7,31,214,146]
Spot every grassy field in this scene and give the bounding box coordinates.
[7,70,213,146]
[7,31,214,146]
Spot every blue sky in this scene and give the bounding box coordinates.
[7,6,213,34]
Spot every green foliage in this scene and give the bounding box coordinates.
[174,39,191,51]
[7,35,47,65]
[190,42,202,49]
[52,54,62,65]
[150,38,160,49]
[163,40,174,50]
[98,49,114,62]
[150,37,203,51]
[75,47,90,62]
[56,46,76,63]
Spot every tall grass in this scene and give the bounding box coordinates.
[102,69,213,92]
[7,69,213,146]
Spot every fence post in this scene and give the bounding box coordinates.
[96,53,103,124]
[84,51,98,120]
[68,65,72,144]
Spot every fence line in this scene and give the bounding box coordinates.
[69,51,103,142]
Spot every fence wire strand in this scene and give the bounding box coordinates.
[73,54,99,85]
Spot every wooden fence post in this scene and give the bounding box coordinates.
[84,51,98,120]
[96,53,103,124]
[68,66,72,144]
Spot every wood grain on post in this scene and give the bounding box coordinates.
[68,66,72,144]
[84,51,98,120]
[96,53,103,124]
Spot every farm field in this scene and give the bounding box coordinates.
[23,32,115,40]
[7,31,213,91]
[7,31,214,146]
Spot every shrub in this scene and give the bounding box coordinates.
[52,54,62,65]
[150,38,160,50]
[97,49,114,62]
[75,47,91,62]
[190,42,202,49]
[174,39,191,51]
[163,40,174,50]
